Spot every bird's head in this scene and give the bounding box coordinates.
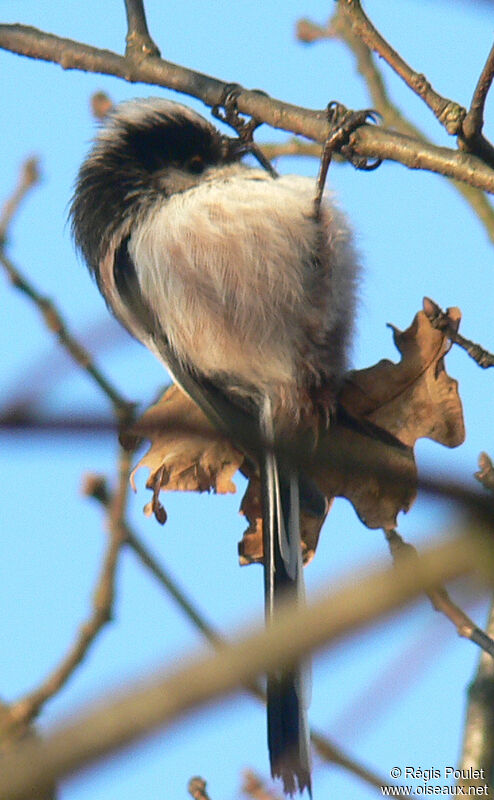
[70,98,244,273]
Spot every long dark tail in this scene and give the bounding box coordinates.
[260,405,312,796]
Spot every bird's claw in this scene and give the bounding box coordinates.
[212,85,278,177]
[314,102,382,214]
[212,83,258,139]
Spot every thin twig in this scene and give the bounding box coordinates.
[318,6,494,244]
[187,776,212,800]
[3,410,494,528]
[459,599,494,795]
[475,453,494,495]
[0,533,485,800]
[90,90,113,120]
[384,529,494,657]
[338,0,466,136]
[0,414,120,433]
[1,25,494,192]
[83,473,391,794]
[461,41,494,167]
[454,182,494,245]
[123,0,160,60]
[309,731,394,793]
[0,157,40,243]
[241,770,282,800]
[326,10,419,135]
[423,297,494,369]
[83,474,223,645]
[5,448,132,735]
[0,248,133,422]
[466,43,494,138]
[338,0,494,167]
[260,138,320,161]
[0,160,133,423]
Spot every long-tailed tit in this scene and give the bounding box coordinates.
[70,97,359,795]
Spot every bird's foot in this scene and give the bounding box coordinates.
[212,84,278,177]
[314,101,382,214]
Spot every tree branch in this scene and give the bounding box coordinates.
[0,157,40,243]
[424,297,494,369]
[466,42,494,140]
[0,248,133,421]
[0,159,133,423]
[459,455,494,791]
[459,600,494,794]
[83,473,223,645]
[323,6,494,244]
[461,41,494,166]
[241,770,282,800]
[338,0,465,135]
[0,533,484,800]
[5,448,132,735]
[188,777,212,800]
[475,453,494,495]
[338,0,494,167]
[123,0,160,60]
[384,528,494,657]
[83,473,393,795]
[1,24,494,192]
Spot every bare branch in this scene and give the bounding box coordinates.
[1,25,494,192]
[424,297,494,369]
[90,90,113,120]
[475,453,494,494]
[188,776,212,800]
[83,473,393,794]
[5,449,132,735]
[455,183,494,245]
[0,248,133,421]
[327,9,416,135]
[123,0,160,60]
[0,157,40,243]
[260,139,320,161]
[241,770,282,800]
[338,0,494,167]
[296,19,329,45]
[0,414,118,433]
[0,533,486,800]
[0,160,133,422]
[459,600,494,793]
[299,7,494,245]
[309,731,394,793]
[338,0,465,136]
[384,529,494,657]
[465,43,494,138]
[83,473,223,645]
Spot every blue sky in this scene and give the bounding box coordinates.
[1,1,494,798]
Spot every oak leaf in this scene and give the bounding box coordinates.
[128,304,465,561]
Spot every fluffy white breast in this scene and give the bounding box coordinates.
[128,166,355,403]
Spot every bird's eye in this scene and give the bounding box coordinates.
[185,155,205,174]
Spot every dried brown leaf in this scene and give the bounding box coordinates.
[129,308,464,554]
[340,309,465,448]
[129,384,243,513]
[310,309,465,530]
[311,414,416,531]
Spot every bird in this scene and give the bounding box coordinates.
[70,97,359,795]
